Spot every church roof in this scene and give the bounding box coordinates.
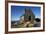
[20,8,35,17]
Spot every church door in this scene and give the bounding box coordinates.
[29,16,31,21]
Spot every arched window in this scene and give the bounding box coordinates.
[29,16,31,21]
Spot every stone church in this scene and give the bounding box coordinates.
[20,8,35,27]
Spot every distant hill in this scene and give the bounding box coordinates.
[11,20,20,24]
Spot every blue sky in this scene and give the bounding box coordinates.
[11,6,41,21]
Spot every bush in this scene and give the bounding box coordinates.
[35,18,40,22]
